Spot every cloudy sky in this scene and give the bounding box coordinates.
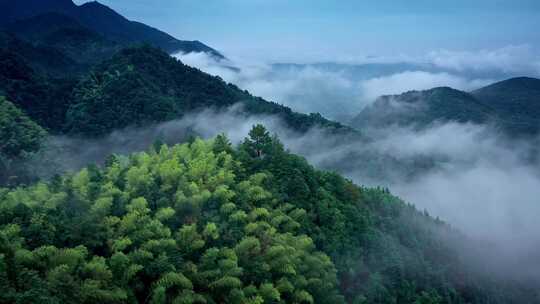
[73,0,540,62]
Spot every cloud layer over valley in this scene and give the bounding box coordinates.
[175,45,539,121]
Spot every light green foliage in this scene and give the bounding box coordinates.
[0,127,524,303]
[0,96,47,185]
[0,96,46,159]
[0,137,341,303]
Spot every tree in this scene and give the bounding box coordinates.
[213,133,233,154]
[244,124,272,158]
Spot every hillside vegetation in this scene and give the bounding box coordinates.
[64,46,348,136]
[472,77,540,135]
[1,127,536,303]
[0,97,46,185]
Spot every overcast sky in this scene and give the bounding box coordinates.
[74,0,540,62]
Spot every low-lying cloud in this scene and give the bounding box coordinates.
[359,71,493,101]
[178,52,365,121]
[428,44,540,76]
[175,48,532,121]
[34,107,540,266]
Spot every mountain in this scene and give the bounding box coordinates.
[0,30,78,75]
[1,128,535,303]
[0,34,350,137]
[3,13,121,68]
[0,0,223,58]
[472,77,540,135]
[351,86,494,131]
[63,45,349,136]
[351,78,540,137]
[0,33,78,129]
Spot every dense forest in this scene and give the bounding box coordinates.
[1,1,540,302]
[0,97,46,186]
[2,127,536,303]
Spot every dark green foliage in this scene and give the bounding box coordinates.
[0,30,77,76]
[244,124,273,158]
[351,78,540,137]
[63,46,234,135]
[0,97,45,159]
[0,0,223,57]
[0,40,75,131]
[351,87,494,131]
[64,45,352,136]
[0,97,46,185]
[4,13,122,70]
[472,77,540,136]
[1,24,350,137]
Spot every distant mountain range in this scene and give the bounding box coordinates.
[0,0,223,58]
[351,77,540,137]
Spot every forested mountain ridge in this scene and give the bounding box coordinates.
[472,77,540,135]
[0,32,349,136]
[350,87,494,131]
[64,46,350,136]
[1,127,534,303]
[351,77,540,136]
[0,35,77,130]
[0,0,223,58]
[0,30,80,76]
[0,42,353,185]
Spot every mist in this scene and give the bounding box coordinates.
[174,52,497,122]
[32,105,540,279]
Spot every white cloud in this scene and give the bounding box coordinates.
[359,71,493,101]
[176,52,366,120]
[176,52,504,120]
[427,45,540,76]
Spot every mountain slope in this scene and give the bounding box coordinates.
[351,78,540,137]
[0,0,223,57]
[0,30,77,75]
[0,36,77,130]
[3,13,122,67]
[351,87,494,131]
[64,45,348,136]
[1,129,533,303]
[472,77,540,135]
